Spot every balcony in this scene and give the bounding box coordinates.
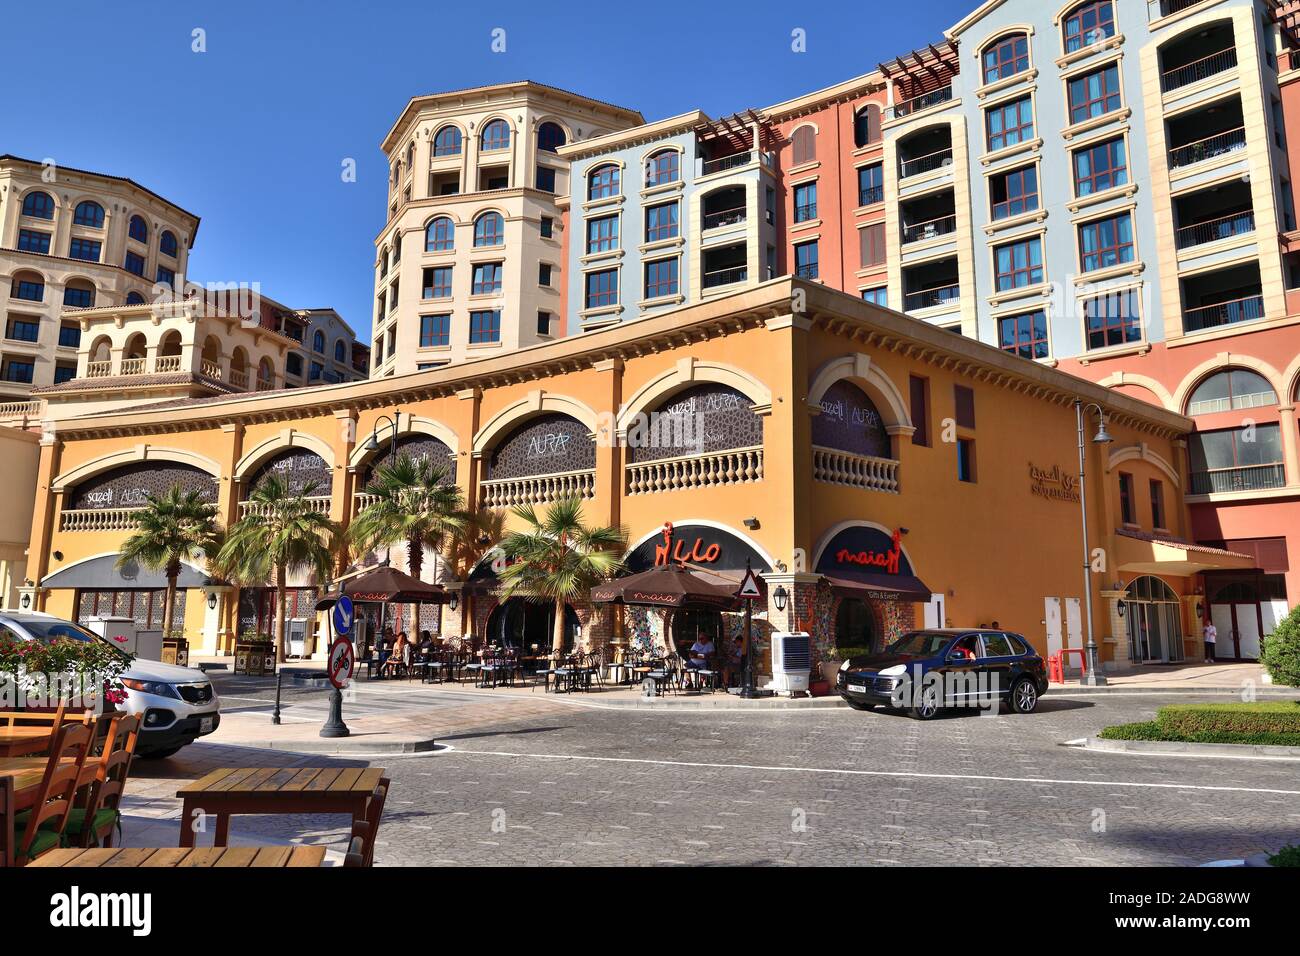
[902,215,957,245]
[702,184,747,232]
[1189,463,1285,495]
[897,125,954,181]
[1184,294,1265,331]
[86,361,112,378]
[812,448,898,494]
[1175,210,1254,249]
[239,496,332,519]
[1167,97,1246,170]
[697,150,773,177]
[1169,127,1247,170]
[1182,261,1265,332]
[903,256,960,313]
[904,284,961,311]
[888,85,953,120]
[901,188,957,245]
[480,469,595,509]
[626,447,763,495]
[1148,0,1208,20]
[119,358,145,376]
[1161,48,1237,93]
[702,241,748,290]
[154,355,183,373]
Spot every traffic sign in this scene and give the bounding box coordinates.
[736,567,762,600]
[327,636,355,689]
[331,595,355,635]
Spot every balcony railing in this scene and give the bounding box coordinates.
[1189,463,1285,495]
[626,447,763,495]
[239,496,333,519]
[902,214,957,244]
[899,148,953,179]
[812,447,899,494]
[60,507,144,532]
[480,469,596,509]
[1169,127,1247,170]
[0,399,42,422]
[200,359,222,379]
[154,355,182,373]
[702,206,747,230]
[1183,293,1265,332]
[1148,0,1206,20]
[1161,47,1237,92]
[229,368,249,389]
[119,358,145,376]
[888,85,953,120]
[702,265,748,289]
[353,492,379,515]
[904,283,961,311]
[859,184,884,207]
[86,361,112,378]
[1175,210,1254,249]
[255,378,274,392]
[1187,390,1276,416]
[700,152,754,176]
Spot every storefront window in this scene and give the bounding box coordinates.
[835,598,878,653]
[1124,575,1183,663]
[672,608,723,659]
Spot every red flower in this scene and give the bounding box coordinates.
[112,635,128,643]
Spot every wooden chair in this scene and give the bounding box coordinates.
[344,777,390,867]
[65,714,142,849]
[13,722,93,866]
[0,776,14,868]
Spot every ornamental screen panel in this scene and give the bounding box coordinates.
[487,413,595,479]
[627,384,762,463]
[811,380,891,458]
[361,434,456,487]
[248,450,333,497]
[69,463,217,510]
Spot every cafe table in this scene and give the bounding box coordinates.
[0,727,54,758]
[176,767,386,848]
[0,756,77,810]
[31,845,327,868]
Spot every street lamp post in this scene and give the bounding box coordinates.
[1075,399,1112,687]
[362,408,402,565]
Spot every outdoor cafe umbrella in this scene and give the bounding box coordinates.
[589,562,741,610]
[318,564,449,607]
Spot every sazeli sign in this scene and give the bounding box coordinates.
[1028,463,1080,503]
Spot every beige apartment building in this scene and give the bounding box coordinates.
[0,155,199,409]
[370,81,642,374]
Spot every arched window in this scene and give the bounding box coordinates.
[480,119,510,152]
[425,216,454,252]
[473,212,504,247]
[982,32,1030,84]
[313,330,326,353]
[335,340,346,363]
[433,125,462,157]
[405,142,414,168]
[22,191,55,219]
[128,215,148,243]
[587,164,620,200]
[159,230,178,257]
[537,121,567,152]
[791,126,817,166]
[73,201,105,228]
[11,270,45,302]
[853,105,881,148]
[645,150,680,186]
[1063,1,1115,55]
[1187,369,1278,416]
[126,291,147,305]
[63,279,96,309]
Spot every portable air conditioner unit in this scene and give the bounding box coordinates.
[769,631,812,696]
[287,618,308,659]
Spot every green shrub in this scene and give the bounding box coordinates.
[1269,845,1300,868]
[1098,712,1300,747]
[1261,605,1300,687]
[1156,701,1300,737]
[1098,721,1162,740]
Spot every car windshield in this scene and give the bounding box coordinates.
[887,631,957,657]
[9,619,132,661]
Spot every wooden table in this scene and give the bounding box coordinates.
[176,767,385,848]
[0,727,54,758]
[31,845,327,868]
[0,756,74,810]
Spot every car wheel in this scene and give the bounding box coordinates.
[137,746,182,760]
[844,699,875,711]
[1009,678,1039,714]
[909,684,942,720]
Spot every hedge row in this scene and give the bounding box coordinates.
[1097,721,1300,746]
[1156,702,1300,737]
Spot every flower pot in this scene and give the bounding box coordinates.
[809,679,831,697]
[820,661,841,684]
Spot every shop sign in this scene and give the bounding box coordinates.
[815,526,915,580]
[834,528,903,575]
[626,522,769,573]
[1028,463,1079,503]
[653,522,721,566]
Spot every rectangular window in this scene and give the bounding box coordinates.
[794,240,819,279]
[6,317,40,342]
[537,311,552,336]
[645,202,678,242]
[156,265,175,286]
[859,223,886,268]
[309,361,324,381]
[765,187,776,224]
[540,216,554,239]
[997,310,1049,360]
[990,166,1038,220]
[53,363,76,384]
[63,287,93,308]
[286,353,303,376]
[957,438,976,483]
[469,309,501,344]
[422,266,452,299]
[585,269,618,309]
[857,164,883,207]
[2,360,35,384]
[644,258,679,299]
[471,262,502,295]
[1083,288,1141,350]
[793,182,817,222]
[535,165,556,192]
[15,279,44,301]
[986,96,1034,151]
[124,251,146,276]
[18,229,51,254]
[1119,472,1135,524]
[1067,64,1121,125]
[861,286,888,306]
[910,375,930,446]
[539,263,552,287]
[954,384,976,429]
[1072,137,1127,196]
[587,214,619,253]
[68,237,102,262]
[58,323,81,348]
[419,313,450,348]
[1079,212,1133,273]
[993,236,1043,290]
[1150,480,1166,530]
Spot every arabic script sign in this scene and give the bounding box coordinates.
[1028,463,1079,503]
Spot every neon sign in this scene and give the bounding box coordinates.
[835,528,902,575]
[653,522,722,566]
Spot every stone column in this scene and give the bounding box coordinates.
[592,358,623,530]
[27,428,62,611]
[1100,589,1129,666]
[1278,404,1300,488]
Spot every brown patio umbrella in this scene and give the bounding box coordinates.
[318,564,449,607]
[590,563,741,610]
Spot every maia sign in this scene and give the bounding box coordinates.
[625,522,769,573]
[816,526,913,579]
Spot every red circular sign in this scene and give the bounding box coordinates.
[327,637,355,689]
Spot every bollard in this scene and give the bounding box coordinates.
[272,671,282,725]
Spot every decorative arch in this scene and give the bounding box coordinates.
[641,144,684,185]
[70,197,107,228]
[472,390,600,456]
[40,551,208,590]
[349,415,460,470]
[431,122,465,157]
[789,123,818,165]
[806,353,914,436]
[234,428,335,481]
[811,519,921,576]
[1171,353,1284,415]
[535,118,570,152]
[1107,442,1180,485]
[19,188,58,219]
[1096,370,1174,410]
[616,357,773,435]
[52,445,222,493]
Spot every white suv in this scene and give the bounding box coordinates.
[0,611,221,759]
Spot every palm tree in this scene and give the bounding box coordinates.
[117,485,221,639]
[215,475,339,664]
[498,497,626,659]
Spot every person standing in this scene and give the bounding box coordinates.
[1203,621,1217,663]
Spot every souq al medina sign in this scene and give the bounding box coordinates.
[1028,463,1080,503]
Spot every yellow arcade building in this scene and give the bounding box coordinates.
[20,278,1251,677]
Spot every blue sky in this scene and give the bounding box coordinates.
[10,0,974,343]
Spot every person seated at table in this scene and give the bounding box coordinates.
[373,629,391,667]
[725,635,745,685]
[418,630,434,655]
[686,631,714,670]
[382,631,409,675]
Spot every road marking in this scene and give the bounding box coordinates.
[448,748,1300,796]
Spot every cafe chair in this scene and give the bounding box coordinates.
[0,776,14,868]
[344,777,390,867]
[12,722,93,866]
[64,714,141,849]
[647,655,680,696]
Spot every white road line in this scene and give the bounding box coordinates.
[447,748,1300,796]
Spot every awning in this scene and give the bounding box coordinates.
[821,572,932,601]
[1114,528,1257,576]
[41,554,213,590]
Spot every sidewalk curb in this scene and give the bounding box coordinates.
[1049,684,1300,697]
[1082,736,1300,760]
[206,736,447,755]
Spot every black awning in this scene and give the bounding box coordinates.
[822,572,932,601]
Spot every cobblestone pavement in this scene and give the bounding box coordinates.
[126,691,1300,866]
